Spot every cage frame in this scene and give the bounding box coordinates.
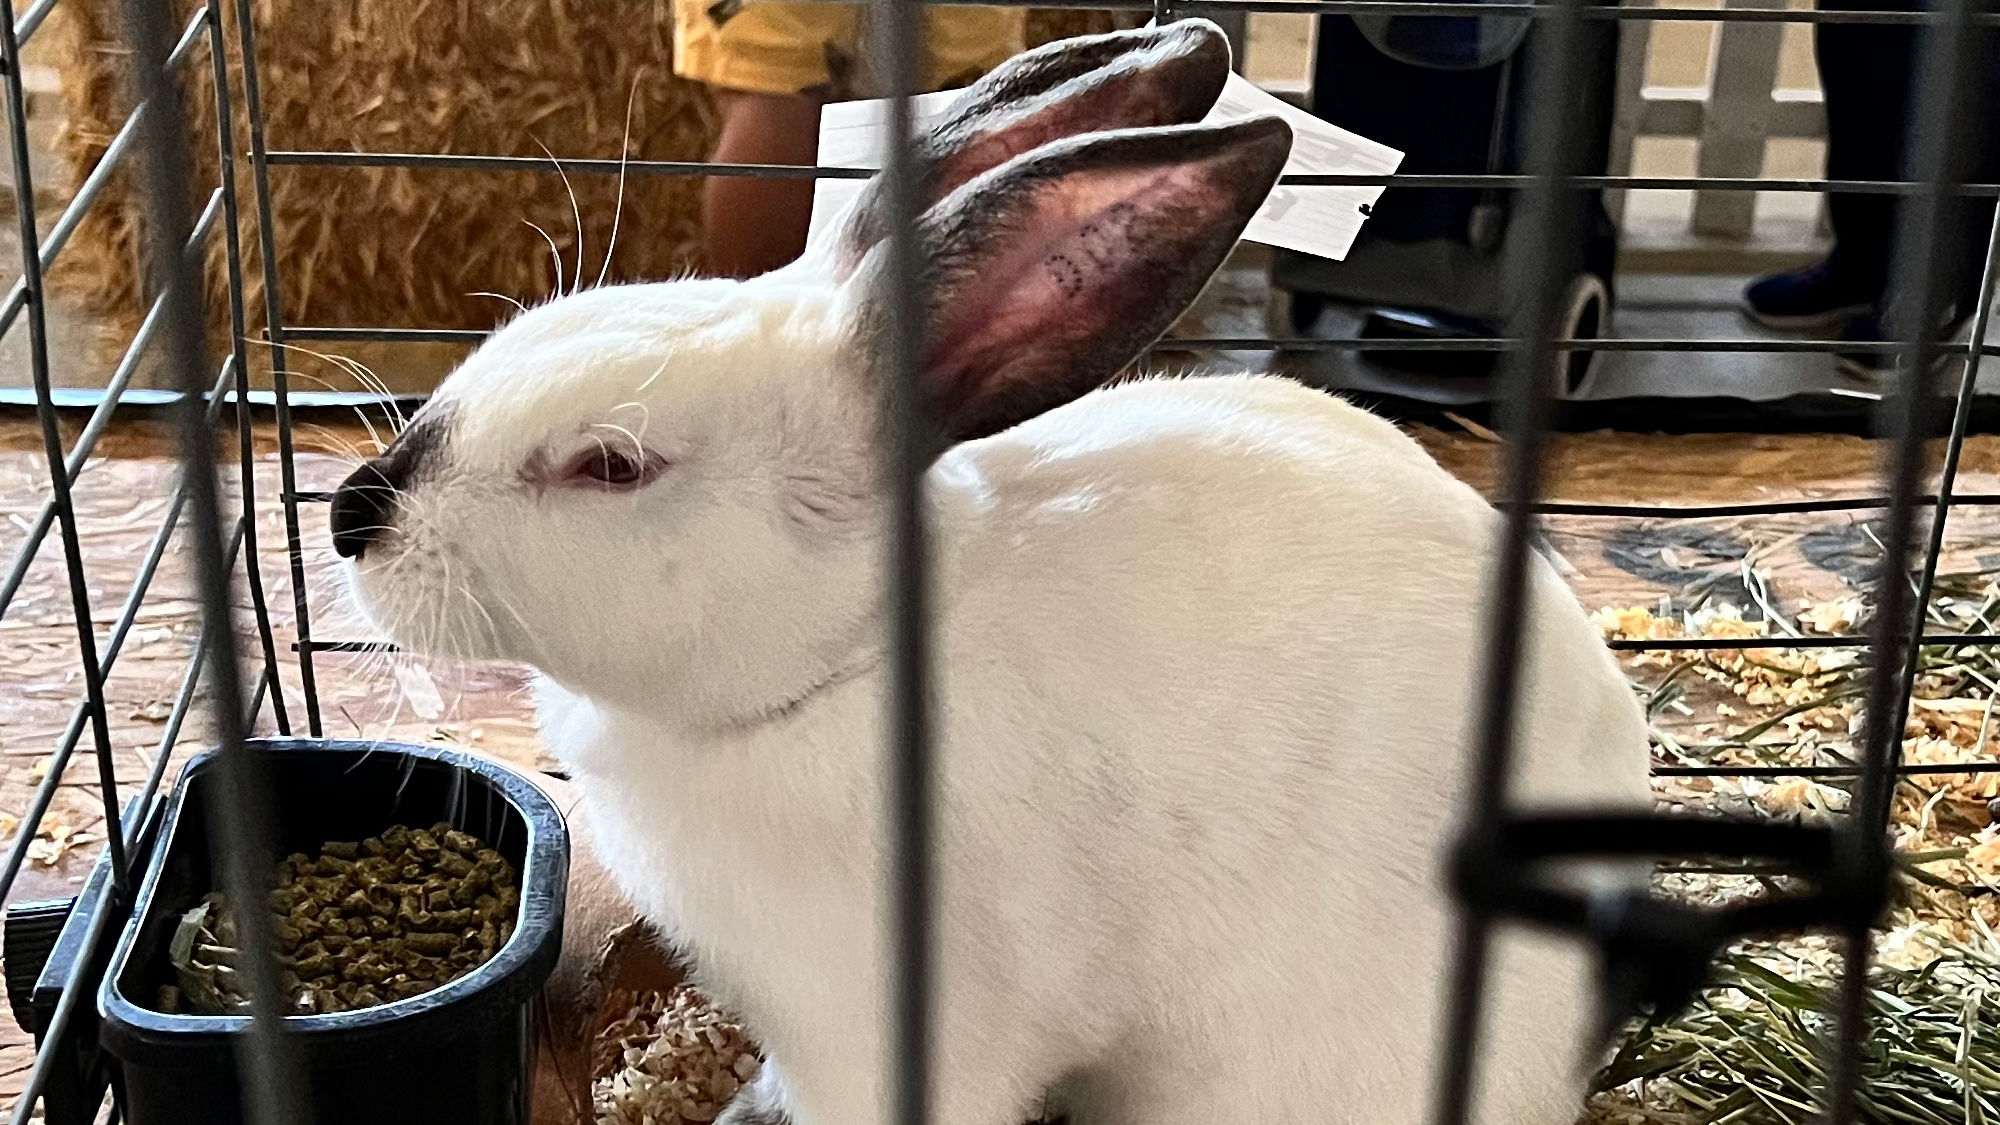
[0,0,1996,1122]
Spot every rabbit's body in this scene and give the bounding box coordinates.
[331,22,1651,1125]
[543,373,1648,1125]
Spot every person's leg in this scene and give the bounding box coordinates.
[1815,0,1919,301]
[703,90,827,278]
[1821,0,2000,314]
[1825,0,1999,374]
[671,0,856,277]
[1949,19,2000,310]
[1743,0,1917,329]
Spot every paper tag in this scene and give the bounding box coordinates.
[808,72,1403,262]
[808,88,960,239]
[1211,73,1403,260]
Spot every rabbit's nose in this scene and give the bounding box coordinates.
[331,459,398,559]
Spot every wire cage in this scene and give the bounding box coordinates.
[0,0,1997,1123]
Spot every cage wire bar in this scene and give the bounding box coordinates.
[1827,0,1987,1114]
[111,0,309,1116]
[1429,0,1597,1113]
[1,0,129,903]
[0,0,293,928]
[232,0,324,741]
[0,0,297,1116]
[0,0,1998,1121]
[874,14,937,1125]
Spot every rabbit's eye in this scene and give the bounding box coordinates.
[562,447,664,491]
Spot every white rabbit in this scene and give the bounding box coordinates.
[332,20,1651,1125]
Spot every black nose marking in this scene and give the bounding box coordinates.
[329,410,450,560]
[330,458,398,560]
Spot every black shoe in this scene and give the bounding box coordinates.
[1743,259,1876,332]
[1834,309,1969,380]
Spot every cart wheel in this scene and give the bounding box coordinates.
[1556,272,1610,399]
[1289,291,1327,335]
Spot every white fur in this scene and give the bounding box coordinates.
[344,275,1649,1125]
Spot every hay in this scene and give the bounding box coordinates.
[1024,10,1125,43]
[45,4,1119,386]
[48,0,716,376]
[1597,952,2000,1124]
[1584,561,2000,1122]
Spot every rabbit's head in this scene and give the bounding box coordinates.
[332,20,1291,726]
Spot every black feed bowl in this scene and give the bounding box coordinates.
[97,739,570,1125]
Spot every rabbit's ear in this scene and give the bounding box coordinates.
[828,20,1233,278]
[849,116,1291,449]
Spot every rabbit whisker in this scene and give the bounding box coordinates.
[280,374,394,451]
[255,337,409,433]
[597,73,642,291]
[470,290,531,316]
[610,401,652,442]
[487,586,538,653]
[301,423,381,465]
[459,578,505,653]
[587,431,613,469]
[635,354,670,393]
[534,136,586,299]
[589,420,647,461]
[524,219,568,300]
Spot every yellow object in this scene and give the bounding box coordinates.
[671,0,1027,97]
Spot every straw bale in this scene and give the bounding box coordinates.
[44,5,1119,384]
[1024,11,1124,43]
[47,0,715,377]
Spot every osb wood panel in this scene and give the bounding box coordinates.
[0,415,553,1111]
[0,415,551,901]
[1418,426,2000,615]
[2,413,1990,1113]
[5,416,1982,897]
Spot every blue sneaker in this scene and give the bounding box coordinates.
[1743,259,1876,331]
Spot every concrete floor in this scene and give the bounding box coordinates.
[1274,275,2000,407]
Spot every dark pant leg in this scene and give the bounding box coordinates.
[1816,0,1999,312]
[1815,0,1918,301]
[1961,17,2000,306]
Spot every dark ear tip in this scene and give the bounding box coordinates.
[1225,115,1296,177]
[1101,16,1227,52]
[1152,18,1234,104]
[1231,114,1295,143]
[1152,17,1231,56]
[1072,19,1231,85]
